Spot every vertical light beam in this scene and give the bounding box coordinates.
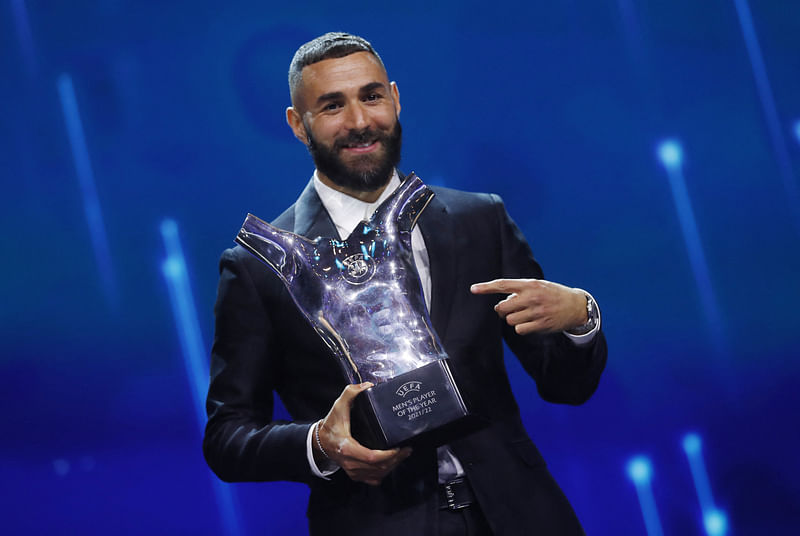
[160,220,207,423]
[616,0,644,66]
[160,219,242,536]
[793,119,800,146]
[733,0,800,235]
[11,0,37,75]
[627,456,664,536]
[656,139,725,352]
[57,73,118,307]
[682,434,729,536]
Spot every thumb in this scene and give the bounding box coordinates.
[326,382,374,441]
[337,382,374,409]
[319,382,372,449]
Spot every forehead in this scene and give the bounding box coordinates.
[298,51,389,102]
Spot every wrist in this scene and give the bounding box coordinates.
[566,291,598,336]
[313,420,330,464]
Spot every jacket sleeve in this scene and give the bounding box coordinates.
[491,194,608,405]
[202,247,313,484]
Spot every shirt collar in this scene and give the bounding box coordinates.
[313,169,401,240]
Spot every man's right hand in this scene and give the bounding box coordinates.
[315,382,412,486]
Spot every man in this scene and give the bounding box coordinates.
[204,32,607,536]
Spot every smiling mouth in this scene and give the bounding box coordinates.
[341,140,379,153]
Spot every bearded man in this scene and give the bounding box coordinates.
[203,32,607,536]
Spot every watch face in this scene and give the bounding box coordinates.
[567,294,598,336]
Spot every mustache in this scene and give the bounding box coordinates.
[334,128,384,150]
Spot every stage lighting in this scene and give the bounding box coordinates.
[160,218,243,536]
[627,456,652,484]
[657,140,683,169]
[735,0,800,235]
[682,433,729,535]
[627,455,663,536]
[58,72,117,306]
[11,0,37,74]
[162,257,182,279]
[656,138,726,354]
[682,432,701,455]
[160,218,206,425]
[704,509,728,536]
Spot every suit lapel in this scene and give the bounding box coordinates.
[418,192,457,342]
[293,179,338,239]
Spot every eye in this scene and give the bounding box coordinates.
[323,102,341,111]
[364,93,382,102]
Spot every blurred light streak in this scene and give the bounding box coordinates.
[615,0,638,37]
[793,119,800,146]
[627,456,663,536]
[657,140,683,169]
[614,0,661,123]
[160,219,207,423]
[11,0,37,75]
[656,140,725,351]
[733,0,800,235]
[627,456,652,484]
[616,0,644,61]
[682,434,729,535]
[57,73,118,307]
[160,219,242,536]
[704,510,729,536]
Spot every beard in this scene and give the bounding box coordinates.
[307,121,402,193]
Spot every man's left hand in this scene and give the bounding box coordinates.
[470,278,587,335]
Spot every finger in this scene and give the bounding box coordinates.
[340,439,409,465]
[342,448,412,480]
[504,308,538,327]
[470,279,525,295]
[342,447,412,485]
[512,321,538,336]
[512,319,557,335]
[493,293,522,316]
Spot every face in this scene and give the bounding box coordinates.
[287,51,402,194]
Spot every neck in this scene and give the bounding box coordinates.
[316,172,390,203]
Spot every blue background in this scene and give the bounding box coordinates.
[3,1,799,534]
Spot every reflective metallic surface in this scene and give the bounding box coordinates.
[236,174,447,385]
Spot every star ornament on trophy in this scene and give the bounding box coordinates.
[234,173,482,449]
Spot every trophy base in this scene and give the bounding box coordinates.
[351,358,485,450]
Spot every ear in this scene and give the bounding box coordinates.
[390,81,401,117]
[286,106,309,145]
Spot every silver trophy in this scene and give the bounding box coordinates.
[235,174,480,449]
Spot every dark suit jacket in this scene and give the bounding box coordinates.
[204,178,607,535]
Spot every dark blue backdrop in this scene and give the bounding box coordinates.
[3,1,799,534]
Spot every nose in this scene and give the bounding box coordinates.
[343,101,369,131]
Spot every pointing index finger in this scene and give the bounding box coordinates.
[470,279,525,295]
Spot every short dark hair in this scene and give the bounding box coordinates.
[288,32,385,106]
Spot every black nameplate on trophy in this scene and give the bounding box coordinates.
[351,358,485,450]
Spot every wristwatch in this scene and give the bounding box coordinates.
[567,292,599,336]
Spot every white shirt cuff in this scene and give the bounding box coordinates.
[306,421,339,479]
